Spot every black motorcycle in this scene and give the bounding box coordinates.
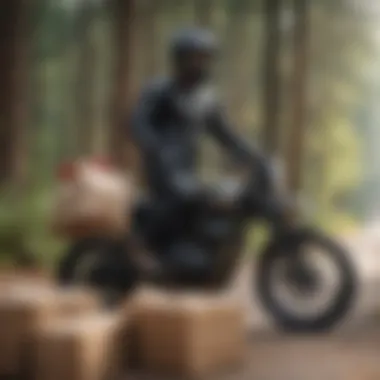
[57,163,356,332]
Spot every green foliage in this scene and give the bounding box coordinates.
[0,185,66,268]
[304,111,362,233]
[296,0,376,231]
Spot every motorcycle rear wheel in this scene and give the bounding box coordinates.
[57,238,139,307]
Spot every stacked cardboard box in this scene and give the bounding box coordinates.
[35,313,123,380]
[0,283,101,377]
[0,280,248,380]
[131,287,247,378]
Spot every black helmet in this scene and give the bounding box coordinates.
[170,27,219,61]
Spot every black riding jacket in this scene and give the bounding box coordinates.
[131,78,268,198]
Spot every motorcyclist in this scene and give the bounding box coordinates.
[131,27,271,238]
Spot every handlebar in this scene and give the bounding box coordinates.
[207,164,298,227]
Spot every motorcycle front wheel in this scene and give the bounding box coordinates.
[256,228,357,332]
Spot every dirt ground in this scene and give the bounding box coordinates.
[223,285,380,380]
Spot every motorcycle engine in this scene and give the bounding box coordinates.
[165,241,213,285]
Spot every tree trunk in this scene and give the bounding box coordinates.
[75,0,97,156]
[225,6,251,126]
[221,4,252,172]
[0,0,31,186]
[261,0,282,155]
[109,0,137,169]
[286,0,310,193]
[194,0,214,27]
[140,0,159,78]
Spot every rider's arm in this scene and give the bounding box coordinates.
[206,101,267,166]
[206,100,273,192]
[130,83,162,154]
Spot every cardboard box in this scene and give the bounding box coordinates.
[0,269,51,292]
[133,288,247,378]
[35,313,123,380]
[55,287,101,316]
[51,161,135,238]
[0,284,101,376]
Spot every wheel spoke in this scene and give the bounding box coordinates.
[269,242,343,318]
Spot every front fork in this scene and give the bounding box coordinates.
[266,203,320,293]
